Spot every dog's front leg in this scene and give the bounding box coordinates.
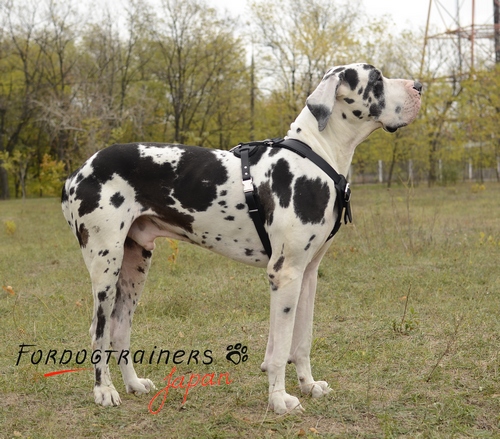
[263,260,305,415]
[289,249,332,399]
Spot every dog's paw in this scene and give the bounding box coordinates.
[300,380,332,398]
[126,378,156,396]
[269,391,304,415]
[94,384,121,407]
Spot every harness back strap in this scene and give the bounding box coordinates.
[231,138,352,258]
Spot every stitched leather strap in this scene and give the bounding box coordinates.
[238,145,273,257]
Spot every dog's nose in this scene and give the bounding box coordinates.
[413,81,423,94]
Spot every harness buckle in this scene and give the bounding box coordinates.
[344,182,351,202]
[242,178,254,193]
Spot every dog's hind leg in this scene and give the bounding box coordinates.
[110,237,155,396]
[86,242,125,406]
[288,245,332,399]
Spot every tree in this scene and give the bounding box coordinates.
[458,65,500,182]
[150,0,247,146]
[250,0,361,121]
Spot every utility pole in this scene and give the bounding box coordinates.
[495,0,500,63]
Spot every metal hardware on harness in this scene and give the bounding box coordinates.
[242,178,254,193]
[231,138,353,258]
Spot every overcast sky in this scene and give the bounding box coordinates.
[211,0,495,33]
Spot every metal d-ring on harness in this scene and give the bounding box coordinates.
[230,138,352,258]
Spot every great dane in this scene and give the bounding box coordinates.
[61,63,422,414]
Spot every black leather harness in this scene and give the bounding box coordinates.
[231,138,352,257]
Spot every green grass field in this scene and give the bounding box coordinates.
[1,183,499,438]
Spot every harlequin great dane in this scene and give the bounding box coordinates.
[61,63,421,414]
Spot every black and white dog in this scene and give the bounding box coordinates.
[62,63,421,414]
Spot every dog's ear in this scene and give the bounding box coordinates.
[306,69,344,131]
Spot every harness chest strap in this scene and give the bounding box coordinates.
[231,138,352,258]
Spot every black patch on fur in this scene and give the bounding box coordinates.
[273,255,285,272]
[142,248,152,259]
[61,186,69,203]
[363,69,386,111]
[369,103,382,117]
[235,203,245,210]
[344,68,359,90]
[95,367,102,385]
[352,110,362,119]
[293,177,330,224]
[110,192,125,208]
[76,222,89,248]
[283,307,291,313]
[306,104,331,124]
[224,216,235,221]
[173,147,229,211]
[257,181,275,226]
[344,98,355,104]
[76,174,102,217]
[111,286,123,318]
[95,305,105,339]
[271,159,293,208]
[245,249,253,256]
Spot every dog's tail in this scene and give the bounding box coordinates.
[61,171,78,232]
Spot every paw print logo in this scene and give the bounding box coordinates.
[225,343,248,365]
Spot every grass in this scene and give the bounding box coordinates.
[1,183,500,438]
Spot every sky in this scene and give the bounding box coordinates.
[211,0,496,34]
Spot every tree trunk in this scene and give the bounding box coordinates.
[0,165,9,199]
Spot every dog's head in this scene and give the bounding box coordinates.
[306,63,422,133]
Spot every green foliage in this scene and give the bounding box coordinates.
[35,154,66,197]
[0,0,498,198]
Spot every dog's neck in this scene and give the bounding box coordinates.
[287,106,379,177]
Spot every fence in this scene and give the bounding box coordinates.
[349,159,500,185]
